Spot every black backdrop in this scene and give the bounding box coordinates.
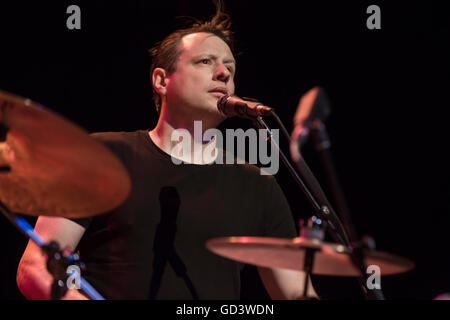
[0,0,448,300]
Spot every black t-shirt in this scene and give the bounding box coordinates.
[73,130,297,299]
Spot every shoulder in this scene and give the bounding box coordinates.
[90,130,141,144]
[89,130,147,162]
[90,130,148,150]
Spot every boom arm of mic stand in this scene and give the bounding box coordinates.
[254,114,384,300]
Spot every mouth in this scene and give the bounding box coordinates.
[209,88,228,97]
[209,92,226,99]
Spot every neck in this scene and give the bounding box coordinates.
[149,107,222,165]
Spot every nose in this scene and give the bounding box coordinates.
[213,64,231,84]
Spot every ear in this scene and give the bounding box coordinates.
[152,67,169,96]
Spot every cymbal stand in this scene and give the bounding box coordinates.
[301,246,319,300]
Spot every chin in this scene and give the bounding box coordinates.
[197,105,227,124]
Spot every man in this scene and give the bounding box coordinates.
[16,9,317,300]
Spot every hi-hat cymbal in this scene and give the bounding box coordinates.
[206,236,415,276]
[0,90,131,218]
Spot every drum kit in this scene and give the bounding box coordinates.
[0,89,414,300]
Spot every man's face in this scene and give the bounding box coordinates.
[164,32,236,118]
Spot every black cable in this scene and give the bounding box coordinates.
[269,110,291,142]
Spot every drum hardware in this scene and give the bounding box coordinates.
[208,89,415,299]
[206,234,414,279]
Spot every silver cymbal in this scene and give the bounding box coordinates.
[206,236,415,276]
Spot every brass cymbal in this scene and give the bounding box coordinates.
[0,90,131,218]
[206,236,415,276]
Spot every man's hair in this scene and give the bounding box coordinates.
[149,2,235,114]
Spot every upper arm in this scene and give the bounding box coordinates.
[32,216,87,249]
[19,216,87,267]
[258,267,318,300]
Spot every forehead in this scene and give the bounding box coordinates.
[179,32,234,60]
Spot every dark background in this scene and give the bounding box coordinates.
[0,0,448,300]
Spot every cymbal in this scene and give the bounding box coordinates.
[0,90,131,218]
[206,236,415,276]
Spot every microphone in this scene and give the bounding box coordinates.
[217,94,272,119]
[290,86,331,162]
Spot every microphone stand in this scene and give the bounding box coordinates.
[0,202,105,300]
[309,119,385,299]
[253,115,349,246]
[253,113,384,300]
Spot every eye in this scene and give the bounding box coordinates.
[199,58,211,64]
